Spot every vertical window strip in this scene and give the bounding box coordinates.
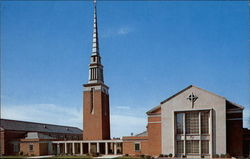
[201,140,209,154]
[201,111,209,134]
[176,113,184,134]
[185,112,199,134]
[177,141,184,154]
[91,68,94,80]
[90,88,94,114]
[186,140,199,154]
[93,68,96,80]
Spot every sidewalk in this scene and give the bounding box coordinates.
[27,155,54,158]
[95,155,123,158]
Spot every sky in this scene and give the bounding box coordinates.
[1,0,249,138]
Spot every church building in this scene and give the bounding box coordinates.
[80,1,250,157]
[1,0,249,157]
[123,85,250,157]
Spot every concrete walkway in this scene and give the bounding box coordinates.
[95,155,123,158]
[27,155,54,158]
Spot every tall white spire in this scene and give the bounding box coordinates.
[92,0,99,55]
[88,0,104,84]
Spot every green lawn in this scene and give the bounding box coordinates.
[0,155,92,159]
[116,156,139,159]
[0,156,26,158]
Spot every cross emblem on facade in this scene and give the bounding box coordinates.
[187,93,198,108]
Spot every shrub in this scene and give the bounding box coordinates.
[159,154,164,157]
[125,154,129,157]
[182,155,186,158]
[220,154,226,158]
[19,151,23,156]
[212,154,219,158]
[169,153,173,157]
[91,152,100,157]
[163,154,168,157]
[144,155,151,159]
[225,153,231,158]
[140,154,145,158]
[201,155,204,158]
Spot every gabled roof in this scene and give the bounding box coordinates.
[147,85,244,114]
[0,119,82,135]
[25,132,55,139]
[226,100,244,109]
[135,131,148,137]
[146,105,161,115]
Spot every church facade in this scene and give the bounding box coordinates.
[123,85,250,157]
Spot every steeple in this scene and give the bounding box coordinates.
[83,0,110,140]
[88,0,104,84]
[92,0,99,56]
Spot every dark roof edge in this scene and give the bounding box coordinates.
[160,85,228,105]
[146,105,161,115]
[0,118,82,131]
[147,85,245,114]
[226,100,244,109]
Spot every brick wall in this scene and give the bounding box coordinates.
[3,130,26,155]
[20,142,40,156]
[39,143,48,156]
[226,102,243,156]
[0,130,4,155]
[147,109,161,156]
[101,92,110,139]
[123,136,148,156]
[1,130,81,156]
[226,117,243,156]
[83,89,110,140]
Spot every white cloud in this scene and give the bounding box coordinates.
[117,27,131,35]
[110,114,147,138]
[1,103,147,138]
[115,106,131,110]
[1,104,82,129]
[102,26,133,38]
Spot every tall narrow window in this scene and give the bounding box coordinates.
[201,111,209,134]
[176,113,184,134]
[185,112,199,134]
[29,144,34,152]
[201,140,209,154]
[186,140,199,154]
[177,141,184,154]
[90,88,94,114]
[13,144,19,152]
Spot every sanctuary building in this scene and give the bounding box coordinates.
[1,0,250,158]
[123,85,250,157]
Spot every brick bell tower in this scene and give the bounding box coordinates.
[83,0,110,140]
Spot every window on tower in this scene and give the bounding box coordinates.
[90,88,94,114]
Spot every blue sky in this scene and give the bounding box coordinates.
[1,1,249,137]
